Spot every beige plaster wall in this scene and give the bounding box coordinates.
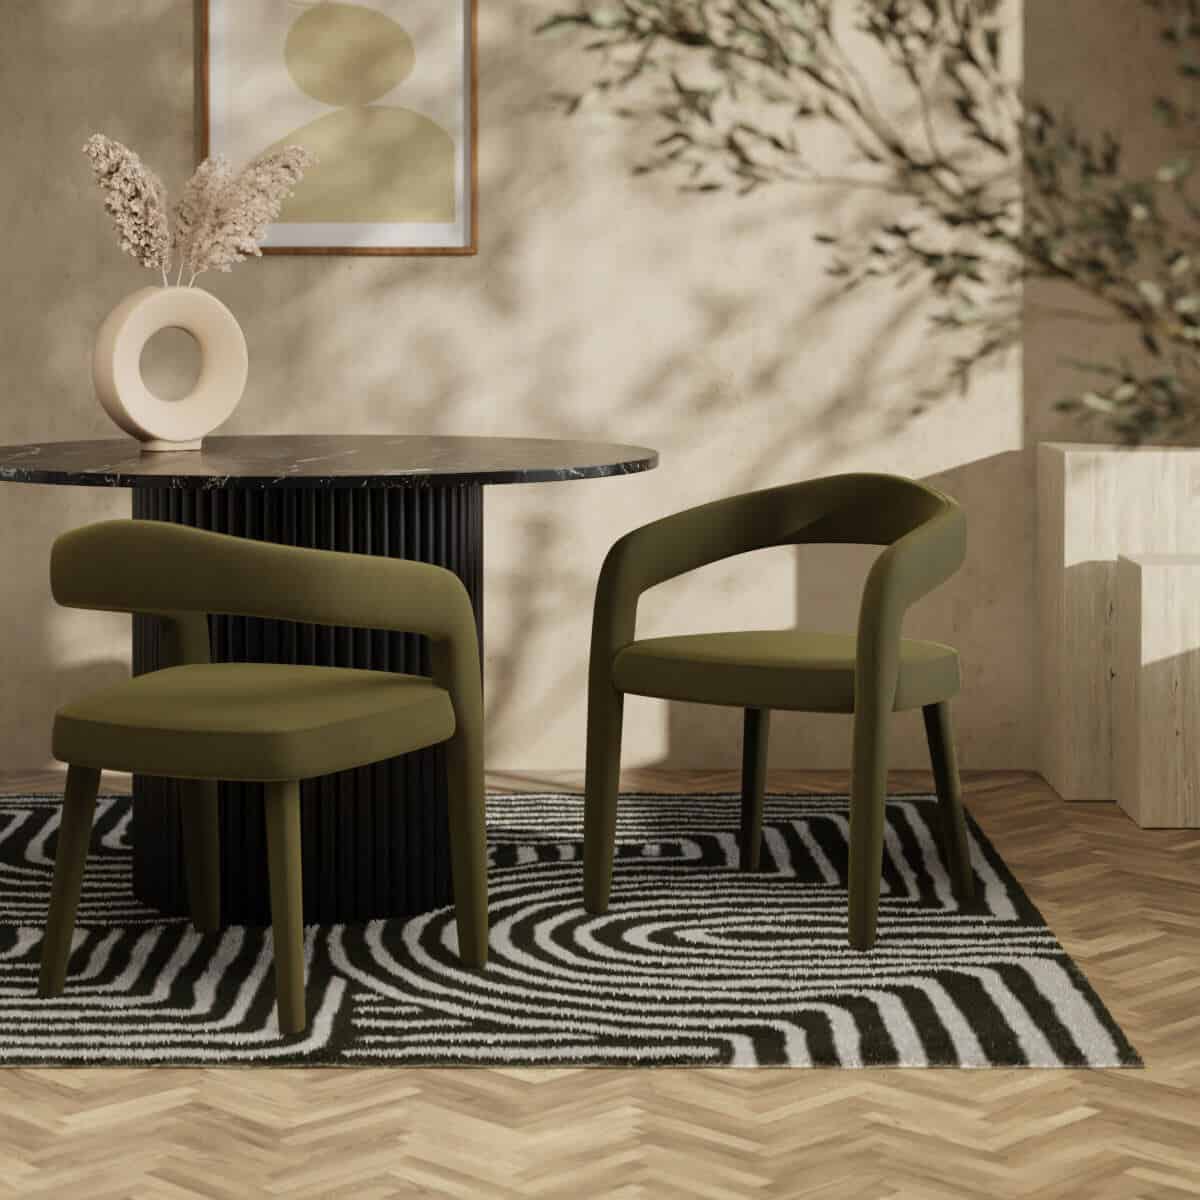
[1023,0,1185,444]
[0,0,1031,775]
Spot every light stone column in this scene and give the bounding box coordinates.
[1037,443,1200,801]
[1114,554,1200,828]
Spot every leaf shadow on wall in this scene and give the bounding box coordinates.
[470,4,1074,779]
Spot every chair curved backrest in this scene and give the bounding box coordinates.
[781,473,953,547]
[601,473,960,602]
[51,518,473,639]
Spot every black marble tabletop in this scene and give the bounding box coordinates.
[0,435,659,489]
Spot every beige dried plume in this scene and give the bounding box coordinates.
[82,134,173,283]
[83,134,315,287]
[178,146,315,283]
[170,154,234,283]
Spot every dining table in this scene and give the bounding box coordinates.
[0,435,659,924]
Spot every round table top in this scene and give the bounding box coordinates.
[0,435,659,489]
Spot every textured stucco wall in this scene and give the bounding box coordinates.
[0,0,1031,773]
[1023,0,1184,445]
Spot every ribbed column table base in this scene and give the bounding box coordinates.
[131,485,484,925]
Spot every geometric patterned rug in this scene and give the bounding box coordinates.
[0,792,1142,1068]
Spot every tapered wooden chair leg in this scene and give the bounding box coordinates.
[922,701,975,902]
[848,703,890,951]
[583,683,625,914]
[180,779,221,933]
[39,764,101,997]
[740,707,770,870]
[446,731,488,967]
[264,780,306,1035]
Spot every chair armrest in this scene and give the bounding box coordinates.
[853,505,966,709]
[587,516,725,688]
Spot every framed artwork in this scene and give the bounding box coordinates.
[196,0,477,255]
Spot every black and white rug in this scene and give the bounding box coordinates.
[0,792,1140,1068]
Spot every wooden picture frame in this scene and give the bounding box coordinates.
[195,0,477,256]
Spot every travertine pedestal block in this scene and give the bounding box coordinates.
[1037,444,1200,801]
[1114,554,1200,827]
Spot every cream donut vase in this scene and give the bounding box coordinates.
[93,286,248,452]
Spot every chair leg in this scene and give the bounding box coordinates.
[38,764,101,997]
[740,707,770,870]
[922,701,975,903]
[445,729,488,967]
[179,779,221,933]
[583,683,625,914]
[848,701,890,951]
[264,780,306,1036]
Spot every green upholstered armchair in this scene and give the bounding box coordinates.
[39,519,487,1034]
[582,473,974,950]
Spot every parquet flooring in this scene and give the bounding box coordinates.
[0,767,1196,1199]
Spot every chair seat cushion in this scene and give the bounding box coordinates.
[611,629,959,713]
[52,663,456,782]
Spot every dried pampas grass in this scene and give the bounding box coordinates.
[179,147,315,282]
[82,134,173,283]
[170,154,234,280]
[82,134,315,286]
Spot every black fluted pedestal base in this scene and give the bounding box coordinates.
[130,484,483,926]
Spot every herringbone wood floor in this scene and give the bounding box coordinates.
[1,767,1196,1199]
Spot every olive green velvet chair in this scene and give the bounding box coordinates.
[38,519,487,1035]
[582,473,974,951]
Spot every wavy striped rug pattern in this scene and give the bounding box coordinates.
[0,792,1140,1068]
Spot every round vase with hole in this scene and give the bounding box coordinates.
[92,286,248,453]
